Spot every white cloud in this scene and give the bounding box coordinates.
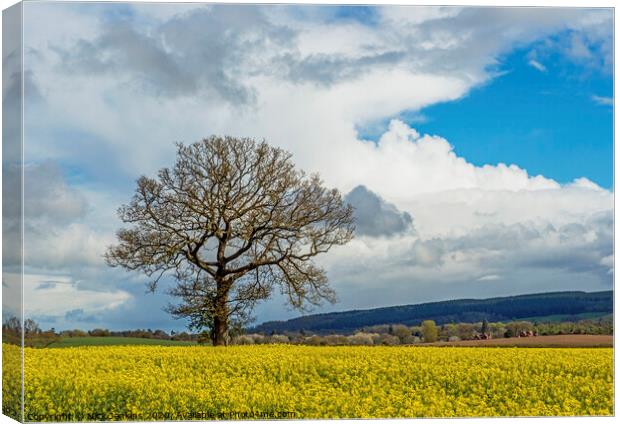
[565,32,593,60]
[128,3,211,24]
[3,273,131,322]
[23,162,88,223]
[12,163,117,271]
[592,95,613,106]
[25,223,115,269]
[348,119,560,202]
[345,185,413,237]
[600,255,613,274]
[477,275,501,281]
[528,59,547,72]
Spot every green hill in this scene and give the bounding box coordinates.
[250,290,613,334]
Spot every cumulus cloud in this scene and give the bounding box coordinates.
[345,210,610,279]
[33,5,613,110]
[3,162,86,269]
[409,238,445,268]
[272,6,611,86]
[3,272,131,326]
[309,207,612,313]
[23,162,88,222]
[57,23,199,97]
[345,185,413,237]
[1,161,132,327]
[14,162,116,270]
[25,223,116,269]
[600,255,613,274]
[53,5,296,104]
[350,120,561,201]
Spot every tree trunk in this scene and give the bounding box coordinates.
[211,279,230,346]
[212,314,228,346]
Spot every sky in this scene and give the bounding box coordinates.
[2,3,613,332]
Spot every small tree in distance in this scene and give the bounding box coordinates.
[105,136,355,346]
[421,320,438,343]
[481,319,489,335]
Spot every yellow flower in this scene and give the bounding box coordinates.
[1,343,612,421]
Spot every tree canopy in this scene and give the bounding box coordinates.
[106,136,355,345]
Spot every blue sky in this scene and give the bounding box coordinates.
[6,4,613,331]
[361,39,613,188]
[331,5,380,25]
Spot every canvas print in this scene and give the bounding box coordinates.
[2,1,614,421]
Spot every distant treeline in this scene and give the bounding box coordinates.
[2,317,60,347]
[233,316,613,346]
[3,314,612,347]
[1,317,201,347]
[250,290,613,334]
[63,328,198,341]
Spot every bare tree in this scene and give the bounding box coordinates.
[105,136,355,346]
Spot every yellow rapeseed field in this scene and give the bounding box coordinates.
[2,343,613,420]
